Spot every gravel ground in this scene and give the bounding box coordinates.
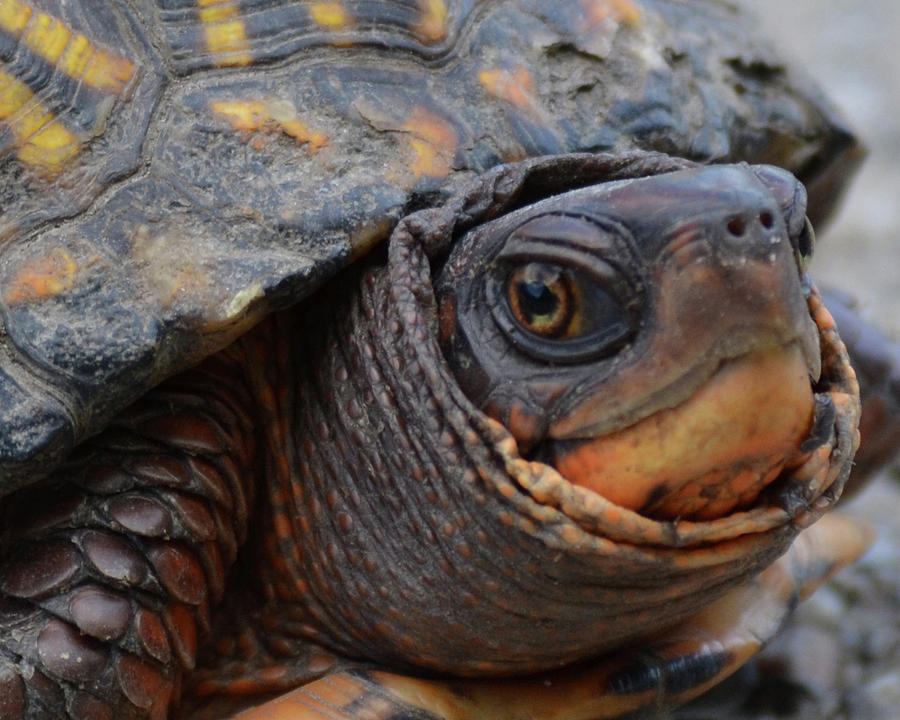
[676,3,900,719]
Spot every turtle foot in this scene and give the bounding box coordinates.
[0,359,256,720]
[0,537,182,720]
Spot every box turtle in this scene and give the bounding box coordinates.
[0,1,894,719]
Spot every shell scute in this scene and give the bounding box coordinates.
[536,0,643,59]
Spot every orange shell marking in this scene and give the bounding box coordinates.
[3,248,78,304]
[197,0,253,66]
[479,65,541,117]
[581,0,642,25]
[402,105,458,179]
[209,99,328,152]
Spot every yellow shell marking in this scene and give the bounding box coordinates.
[58,34,93,82]
[210,98,328,152]
[3,247,78,304]
[416,0,448,42]
[0,0,135,94]
[197,0,253,66]
[308,1,352,30]
[81,45,136,95]
[0,0,31,34]
[0,0,135,169]
[0,69,80,170]
[24,11,70,61]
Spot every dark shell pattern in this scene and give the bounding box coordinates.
[0,0,852,487]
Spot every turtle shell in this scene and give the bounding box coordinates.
[0,0,859,488]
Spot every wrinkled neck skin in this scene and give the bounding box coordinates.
[237,257,656,676]
[224,225,853,681]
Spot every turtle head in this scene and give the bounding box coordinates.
[436,164,824,520]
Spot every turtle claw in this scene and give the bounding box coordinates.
[225,513,871,720]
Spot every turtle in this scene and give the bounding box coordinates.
[0,1,894,719]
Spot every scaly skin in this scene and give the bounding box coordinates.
[223,512,873,720]
[821,289,900,490]
[0,351,257,719]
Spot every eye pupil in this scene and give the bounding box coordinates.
[519,281,558,319]
[507,263,573,338]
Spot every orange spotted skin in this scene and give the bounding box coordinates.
[208,165,858,712]
[229,511,872,720]
[822,289,900,492]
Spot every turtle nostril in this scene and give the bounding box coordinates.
[727,217,747,237]
[759,211,774,229]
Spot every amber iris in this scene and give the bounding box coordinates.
[507,263,575,338]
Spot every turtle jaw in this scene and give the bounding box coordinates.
[549,340,817,520]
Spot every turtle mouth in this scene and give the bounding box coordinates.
[548,341,817,521]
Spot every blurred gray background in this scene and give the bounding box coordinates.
[755,1,900,333]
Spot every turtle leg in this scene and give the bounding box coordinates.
[0,353,257,720]
[219,512,872,720]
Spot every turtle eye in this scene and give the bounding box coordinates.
[507,263,575,338]
[497,260,633,363]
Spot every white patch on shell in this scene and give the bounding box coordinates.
[224,283,264,320]
[635,26,667,70]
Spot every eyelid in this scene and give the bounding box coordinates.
[495,244,628,295]
[500,213,620,255]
